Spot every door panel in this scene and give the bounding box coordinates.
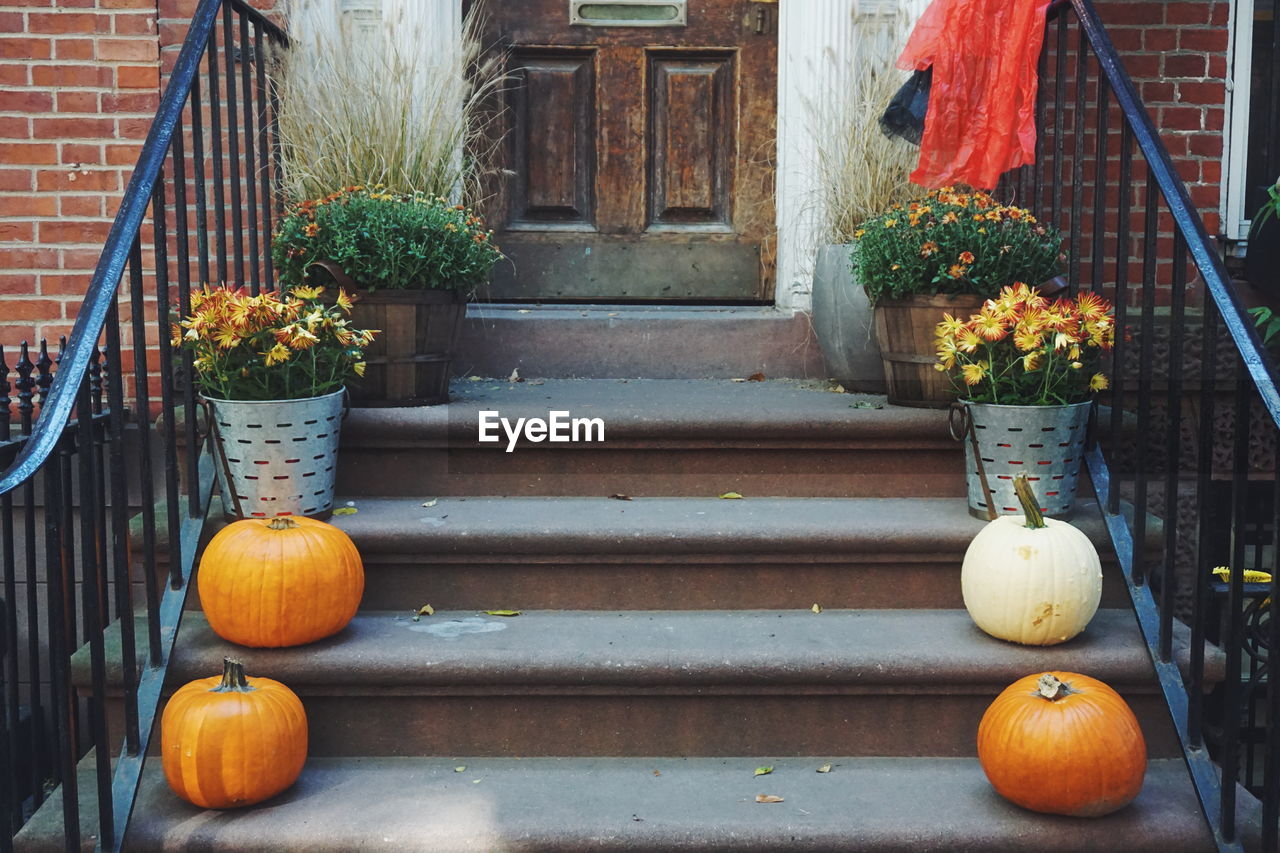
[478,0,777,303]
[509,51,597,228]
[649,53,734,229]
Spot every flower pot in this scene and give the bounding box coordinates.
[961,400,1092,520]
[345,288,468,407]
[873,293,986,407]
[206,389,346,519]
[811,244,884,390]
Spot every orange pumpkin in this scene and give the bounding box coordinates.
[198,515,363,647]
[977,672,1146,817]
[161,658,308,809]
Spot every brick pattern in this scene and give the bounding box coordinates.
[0,0,161,346]
[1017,0,1232,308]
[1094,0,1229,236]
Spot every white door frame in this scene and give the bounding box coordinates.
[423,0,905,312]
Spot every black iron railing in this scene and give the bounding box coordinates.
[1000,0,1280,849]
[0,1,285,850]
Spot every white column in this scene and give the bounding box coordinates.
[775,0,916,313]
[776,0,855,312]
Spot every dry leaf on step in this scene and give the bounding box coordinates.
[817,764,832,774]
[811,603,822,614]
[756,794,784,804]
[748,373,766,382]
[454,766,466,772]
[422,499,438,508]
[609,494,633,501]
[754,766,773,777]
[730,378,747,383]
[331,507,357,516]
[719,492,743,500]
[484,610,521,617]
[508,368,521,383]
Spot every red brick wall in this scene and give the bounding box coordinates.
[0,0,162,347]
[1094,0,1230,236]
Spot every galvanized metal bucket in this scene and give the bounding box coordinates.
[206,389,346,519]
[957,401,1092,520]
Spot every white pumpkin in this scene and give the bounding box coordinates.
[961,474,1102,645]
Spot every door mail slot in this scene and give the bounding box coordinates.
[570,0,687,26]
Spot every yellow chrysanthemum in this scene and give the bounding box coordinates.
[957,327,983,354]
[353,361,367,377]
[936,337,959,369]
[1076,290,1108,320]
[1090,373,1109,391]
[264,342,292,366]
[1013,327,1043,352]
[292,285,324,300]
[973,310,1008,342]
[961,362,987,386]
[1023,352,1044,372]
[335,290,354,312]
[936,313,966,337]
[212,325,242,350]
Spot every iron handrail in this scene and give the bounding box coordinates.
[0,0,284,501]
[1051,1,1277,849]
[1059,0,1280,424]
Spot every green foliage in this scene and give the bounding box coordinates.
[852,187,1065,305]
[1249,306,1280,349]
[1251,178,1280,234]
[272,187,501,292]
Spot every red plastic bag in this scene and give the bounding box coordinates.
[898,0,1054,190]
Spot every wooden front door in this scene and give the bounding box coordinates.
[478,0,777,302]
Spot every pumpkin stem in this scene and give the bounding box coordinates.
[1035,673,1076,701]
[1013,474,1047,530]
[211,657,256,693]
[267,517,300,531]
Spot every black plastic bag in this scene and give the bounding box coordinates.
[880,67,932,147]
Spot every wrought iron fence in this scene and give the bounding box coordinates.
[1001,0,1280,850]
[0,1,285,850]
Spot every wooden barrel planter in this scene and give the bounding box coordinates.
[873,293,986,408]
[345,289,468,407]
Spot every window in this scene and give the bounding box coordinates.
[1227,0,1279,241]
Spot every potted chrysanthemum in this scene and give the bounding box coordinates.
[852,188,1066,406]
[175,284,376,518]
[272,186,500,406]
[935,283,1114,519]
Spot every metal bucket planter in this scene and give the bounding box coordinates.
[958,400,1092,520]
[206,389,346,519]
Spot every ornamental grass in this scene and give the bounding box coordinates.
[934,283,1114,406]
[272,0,504,203]
[174,285,376,401]
[810,10,920,244]
[853,187,1065,304]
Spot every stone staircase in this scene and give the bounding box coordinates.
[23,379,1233,851]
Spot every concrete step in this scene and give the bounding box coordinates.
[283,495,1138,611]
[17,756,1221,852]
[141,608,1183,759]
[334,379,963,498]
[453,303,829,381]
